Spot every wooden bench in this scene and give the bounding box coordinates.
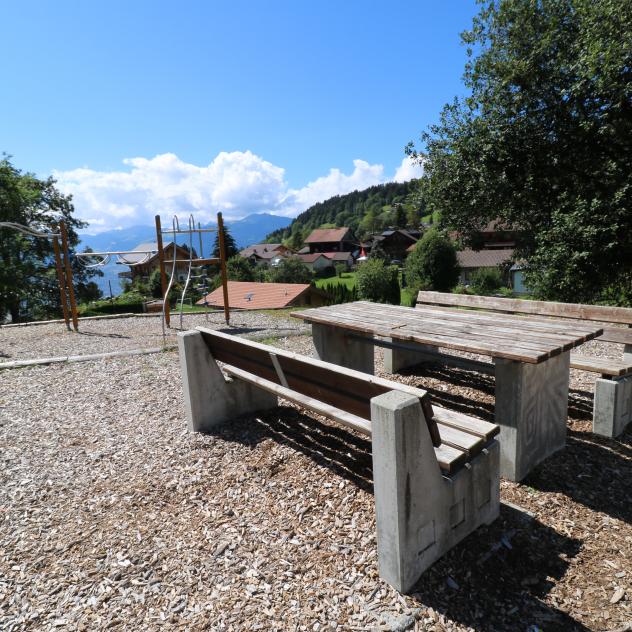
[416,291,632,438]
[177,327,500,593]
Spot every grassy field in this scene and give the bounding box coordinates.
[314,272,357,290]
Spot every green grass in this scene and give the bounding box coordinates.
[314,272,357,290]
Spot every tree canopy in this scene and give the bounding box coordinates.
[356,259,401,305]
[212,224,239,259]
[0,156,101,322]
[409,0,632,303]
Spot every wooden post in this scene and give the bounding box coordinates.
[52,236,71,331]
[59,221,79,331]
[217,212,230,324]
[155,214,170,327]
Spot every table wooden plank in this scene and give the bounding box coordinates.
[292,301,603,363]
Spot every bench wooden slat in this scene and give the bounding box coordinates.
[433,407,500,441]
[570,354,632,377]
[223,363,470,473]
[435,422,485,457]
[198,327,443,446]
[416,291,632,325]
[600,327,632,345]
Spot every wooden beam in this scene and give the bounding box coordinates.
[51,236,71,331]
[217,212,230,325]
[59,221,79,331]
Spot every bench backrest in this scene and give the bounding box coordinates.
[416,291,632,325]
[197,327,441,447]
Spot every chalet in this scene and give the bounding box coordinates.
[196,281,327,310]
[368,229,419,261]
[119,242,194,283]
[304,228,355,254]
[239,243,290,267]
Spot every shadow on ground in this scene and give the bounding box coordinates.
[203,407,592,631]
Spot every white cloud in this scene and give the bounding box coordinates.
[393,156,424,182]
[54,151,422,233]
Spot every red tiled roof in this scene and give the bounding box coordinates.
[297,253,329,263]
[196,281,313,309]
[456,248,515,269]
[304,228,350,244]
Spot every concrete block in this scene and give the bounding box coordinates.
[178,330,277,432]
[370,391,499,593]
[624,344,632,364]
[494,351,570,481]
[312,323,374,375]
[593,375,632,438]
[383,338,438,374]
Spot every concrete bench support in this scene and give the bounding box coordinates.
[494,351,570,481]
[383,338,439,374]
[312,323,374,375]
[178,330,277,432]
[593,375,632,438]
[624,344,632,364]
[370,391,500,593]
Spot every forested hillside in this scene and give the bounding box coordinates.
[266,180,424,247]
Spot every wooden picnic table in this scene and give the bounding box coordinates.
[292,301,603,481]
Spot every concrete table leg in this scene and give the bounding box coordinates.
[312,323,374,375]
[178,330,278,432]
[494,351,570,482]
[593,375,632,438]
[383,339,438,374]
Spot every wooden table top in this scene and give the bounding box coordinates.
[291,301,604,364]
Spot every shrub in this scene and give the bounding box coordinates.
[356,259,400,304]
[226,256,255,282]
[405,228,460,292]
[321,283,358,305]
[268,257,312,284]
[471,268,503,295]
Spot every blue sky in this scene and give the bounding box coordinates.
[1,0,478,231]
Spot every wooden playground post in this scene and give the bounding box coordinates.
[59,221,79,331]
[155,214,170,327]
[51,236,71,331]
[217,212,230,324]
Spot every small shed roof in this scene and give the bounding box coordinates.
[196,281,314,309]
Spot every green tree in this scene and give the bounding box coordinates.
[149,269,163,298]
[405,229,460,292]
[408,0,632,303]
[268,257,312,284]
[212,224,239,259]
[356,259,400,304]
[392,204,407,229]
[0,156,101,322]
[226,255,255,281]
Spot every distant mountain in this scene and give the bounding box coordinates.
[79,212,291,296]
[264,180,423,244]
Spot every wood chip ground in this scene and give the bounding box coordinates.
[1,312,630,631]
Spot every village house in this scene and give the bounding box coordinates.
[455,248,515,285]
[239,243,290,267]
[366,228,419,262]
[303,228,355,254]
[296,251,354,272]
[118,242,194,283]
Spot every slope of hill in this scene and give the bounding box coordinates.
[265,180,423,245]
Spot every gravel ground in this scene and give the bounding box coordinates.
[0,311,309,361]
[1,316,631,631]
